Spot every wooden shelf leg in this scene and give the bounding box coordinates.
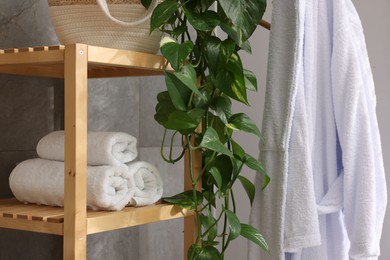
[63,44,88,260]
[184,133,202,260]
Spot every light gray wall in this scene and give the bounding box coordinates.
[226,1,390,259]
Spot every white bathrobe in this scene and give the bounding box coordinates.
[249,0,387,259]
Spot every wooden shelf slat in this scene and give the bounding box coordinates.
[0,198,192,235]
[0,44,168,78]
[86,204,192,235]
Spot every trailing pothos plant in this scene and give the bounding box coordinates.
[141,0,270,258]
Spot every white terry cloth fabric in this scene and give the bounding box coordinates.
[124,161,163,206]
[9,158,133,211]
[249,0,387,259]
[36,131,138,166]
[248,0,308,259]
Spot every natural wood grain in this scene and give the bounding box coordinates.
[0,198,193,236]
[87,204,193,235]
[0,65,64,78]
[184,129,202,260]
[63,43,88,260]
[87,45,169,71]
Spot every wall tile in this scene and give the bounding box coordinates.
[0,0,59,48]
[139,76,181,148]
[87,228,139,260]
[138,218,184,260]
[88,78,140,138]
[0,76,60,151]
[138,147,184,259]
[0,229,62,260]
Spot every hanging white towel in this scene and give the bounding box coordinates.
[9,158,133,211]
[124,161,163,206]
[249,0,387,259]
[248,0,307,259]
[36,131,138,166]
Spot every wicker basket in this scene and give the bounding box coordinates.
[47,0,162,53]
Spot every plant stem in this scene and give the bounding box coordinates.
[201,209,223,238]
[221,190,230,259]
[231,189,237,213]
[160,129,186,163]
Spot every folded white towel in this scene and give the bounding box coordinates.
[124,161,163,206]
[9,158,133,211]
[36,131,138,166]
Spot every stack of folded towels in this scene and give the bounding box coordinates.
[9,131,163,211]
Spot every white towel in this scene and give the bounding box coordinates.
[124,161,163,206]
[250,0,387,259]
[9,158,133,211]
[248,0,306,259]
[36,131,138,166]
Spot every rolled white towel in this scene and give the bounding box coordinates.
[124,161,163,206]
[36,131,138,166]
[9,158,134,211]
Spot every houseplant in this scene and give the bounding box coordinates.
[142,0,270,258]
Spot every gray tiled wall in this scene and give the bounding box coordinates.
[0,0,183,259]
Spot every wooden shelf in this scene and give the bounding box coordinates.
[0,44,195,260]
[0,198,192,235]
[0,45,169,78]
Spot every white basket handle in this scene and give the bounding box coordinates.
[96,0,159,27]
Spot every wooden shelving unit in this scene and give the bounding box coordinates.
[0,44,198,260]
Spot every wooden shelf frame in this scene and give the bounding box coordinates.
[0,198,192,235]
[0,44,196,260]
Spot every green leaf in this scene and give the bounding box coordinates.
[243,153,270,189]
[160,40,194,71]
[164,71,192,111]
[207,155,233,192]
[227,113,261,138]
[240,223,270,253]
[163,109,204,135]
[197,246,221,260]
[202,190,216,208]
[237,175,255,205]
[218,0,267,43]
[186,10,220,31]
[215,53,248,105]
[163,190,203,210]
[198,0,216,11]
[200,127,233,157]
[225,209,241,240]
[140,0,152,9]
[211,95,232,124]
[150,0,180,32]
[231,139,245,159]
[243,153,265,173]
[193,88,212,109]
[219,22,243,47]
[206,37,222,75]
[188,244,201,260]
[208,167,222,188]
[206,37,235,76]
[207,113,228,144]
[154,91,176,125]
[244,69,257,91]
[241,40,252,53]
[201,207,218,242]
[174,65,201,96]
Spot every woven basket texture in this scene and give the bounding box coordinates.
[48,3,161,53]
[48,0,140,6]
